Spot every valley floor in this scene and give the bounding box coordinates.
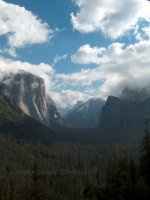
[0,132,149,200]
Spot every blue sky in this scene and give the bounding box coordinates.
[1,0,150,108]
[2,0,112,72]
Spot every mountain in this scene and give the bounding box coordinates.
[59,101,84,118]
[65,98,105,127]
[0,92,104,144]
[120,87,150,102]
[0,92,56,144]
[99,88,150,140]
[0,70,63,128]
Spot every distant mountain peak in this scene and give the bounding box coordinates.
[65,98,105,128]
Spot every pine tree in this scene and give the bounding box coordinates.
[133,177,148,200]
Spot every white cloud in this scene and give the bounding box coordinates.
[71,0,150,39]
[143,26,150,39]
[58,39,150,99]
[0,0,53,55]
[57,67,102,86]
[50,89,92,108]
[71,44,105,64]
[59,43,125,87]
[53,54,67,65]
[72,43,124,65]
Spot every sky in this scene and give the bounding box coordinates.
[1,0,150,108]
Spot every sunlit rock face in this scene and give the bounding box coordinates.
[0,70,61,127]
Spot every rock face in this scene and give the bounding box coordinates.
[65,99,104,127]
[100,88,150,139]
[0,92,55,144]
[0,71,62,127]
[120,87,150,102]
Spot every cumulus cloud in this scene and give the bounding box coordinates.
[71,0,150,39]
[58,39,150,99]
[57,67,103,86]
[0,0,53,55]
[71,43,124,65]
[71,44,105,64]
